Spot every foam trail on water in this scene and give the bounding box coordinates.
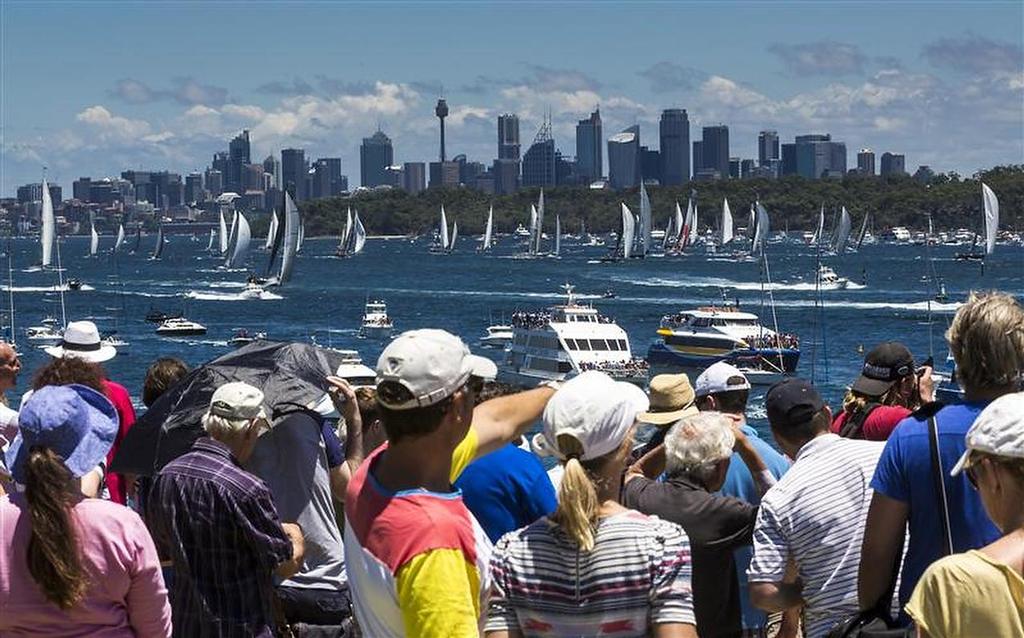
[185,290,283,301]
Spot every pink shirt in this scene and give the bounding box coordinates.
[102,380,137,504]
[0,494,172,637]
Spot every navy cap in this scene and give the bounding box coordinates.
[766,378,825,429]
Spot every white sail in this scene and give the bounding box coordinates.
[338,208,353,254]
[352,211,367,255]
[748,204,756,238]
[721,198,734,246]
[691,201,699,246]
[152,226,165,259]
[278,192,300,284]
[534,189,546,255]
[678,199,694,248]
[205,228,215,251]
[439,205,450,250]
[218,211,229,255]
[556,215,563,255]
[662,215,673,250]
[89,221,99,257]
[856,213,870,249]
[835,206,853,254]
[621,203,635,260]
[528,204,539,255]
[982,182,999,255]
[226,212,252,267]
[264,211,279,250]
[637,181,652,257]
[812,204,825,248]
[482,206,494,251]
[114,224,126,253]
[752,202,770,256]
[40,178,55,267]
[449,219,458,252]
[297,222,305,252]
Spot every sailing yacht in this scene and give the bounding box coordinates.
[262,192,301,287]
[29,176,57,271]
[336,208,367,257]
[833,207,853,255]
[600,203,636,263]
[264,210,279,251]
[954,183,999,263]
[150,226,166,260]
[218,211,229,256]
[224,212,252,268]
[550,214,562,258]
[429,205,454,254]
[634,182,652,258]
[359,300,394,340]
[478,206,494,252]
[113,224,126,253]
[88,219,100,257]
[498,284,648,386]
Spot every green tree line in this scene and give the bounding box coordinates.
[287,165,1023,237]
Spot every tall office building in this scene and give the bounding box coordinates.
[312,158,344,198]
[701,125,730,179]
[692,141,703,178]
[794,134,846,179]
[185,172,204,203]
[205,169,223,196]
[521,120,557,188]
[659,109,689,186]
[281,148,308,201]
[262,155,280,188]
[360,130,394,188]
[226,130,251,195]
[403,162,426,194]
[607,125,640,190]
[641,146,662,183]
[857,149,875,175]
[781,143,797,176]
[498,114,520,161]
[575,108,603,183]
[880,152,906,176]
[73,177,91,202]
[492,159,519,194]
[758,131,780,166]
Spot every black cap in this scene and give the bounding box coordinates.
[852,342,915,397]
[766,378,825,429]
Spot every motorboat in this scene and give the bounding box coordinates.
[66,279,84,291]
[155,317,207,336]
[228,328,266,347]
[25,316,63,344]
[308,348,378,416]
[646,304,800,376]
[514,224,531,238]
[817,265,850,290]
[480,325,513,349]
[238,281,267,300]
[359,300,393,339]
[497,284,648,387]
[145,308,182,324]
[602,290,617,299]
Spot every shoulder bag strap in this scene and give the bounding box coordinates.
[927,415,954,556]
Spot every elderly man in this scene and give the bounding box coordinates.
[344,329,555,638]
[623,411,774,638]
[148,382,305,638]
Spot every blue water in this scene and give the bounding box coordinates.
[5,234,1022,432]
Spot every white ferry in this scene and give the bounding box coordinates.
[359,300,393,340]
[646,304,800,379]
[498,284,648,387]
[155,317,207,336]
[480,324,513,349]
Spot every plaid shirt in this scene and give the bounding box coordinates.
[147,437,293,638]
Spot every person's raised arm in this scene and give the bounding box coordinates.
[325,376,362,504]
[625,442,666,484]
[472,386,555,458]
[731,425,775,496]
[858,492,908,611]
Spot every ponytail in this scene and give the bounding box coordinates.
[550,435,599,552]
[24,447,87,610]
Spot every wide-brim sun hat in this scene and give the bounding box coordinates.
[44,320,116,364]
[533,370,649,462]
[638,372,699,426]
[5,384,119,484]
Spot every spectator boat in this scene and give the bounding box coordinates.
[817,264,850,290]
[227,328,266,347]
[497,283,648,387]
[479,324,513,349]
[358,300,393,340]
[155,316,207,336]
[646,304,800,380]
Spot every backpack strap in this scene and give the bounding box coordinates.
[838,401,882,439]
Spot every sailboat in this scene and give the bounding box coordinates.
[751,201,769,257]
[336,208,366,257]
[621,203,636,260]
[674,197,698,253]
[297,222,305,253]
[336,208,353,256]
[551,214,562,258]
[478,205,494,252]
[88,219,100,257]
[37,177,56,270]
[810,204,826,247]
[635,181,652,258]
[224,212,252,268]
[448,219,459,254]
[955,183,999,264]
[113,224,126,253]
[205,228,215,252]
[218,211,229,256]
[856,213,871,250]
[264,210,279,251]
[151,226,166,260]
[264,192,301,287]
[533,189,546,256]
[721,198,734,247]
[430,205,452,254]
[834,206,853,255]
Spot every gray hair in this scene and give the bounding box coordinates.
[664,411,735,483]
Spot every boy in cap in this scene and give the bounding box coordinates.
[148,381,305,638]
[343,329,555,638]
[748,379,884,638]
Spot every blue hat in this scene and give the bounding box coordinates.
[5,384,118,484]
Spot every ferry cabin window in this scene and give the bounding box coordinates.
[558,361,573,373]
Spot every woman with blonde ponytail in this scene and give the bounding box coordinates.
[485,371,698,638]
[0,385,171,636]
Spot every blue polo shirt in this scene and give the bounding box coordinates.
[719,423,791,632]
[455,443,558,543]
[871,402,1001,608]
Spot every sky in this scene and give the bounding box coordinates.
[2,1,1022,194]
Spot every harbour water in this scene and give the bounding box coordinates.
[5,234,1022,432]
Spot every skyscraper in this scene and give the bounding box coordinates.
[607,125,640,190]
[498,114,520,161]
[659,109,689,186]
[880,152,906,176]
[641,146,662,183]
[794,134,847,179]
[227,130,251,195]
[73,177,91,202]
[281,148,308,201]
[701,125,730,179]
[185,172,204,203]
[262,154,280,189]
[360,130,394,188]
[313,158,344,198]
[857,149,875,175]
[521,120,557,187]
[403,162,426,194]
[692,141,703,178]
[758,131,780,166]
[781,143,797,176]
[575,108,603,183]
[435,98,449,162]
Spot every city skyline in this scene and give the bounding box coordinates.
[2,2,1022,195]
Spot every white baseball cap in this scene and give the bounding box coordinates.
[376,329,497,410]
[695,361,751,398]
[533,371,649,462]
[950,391,1024,476]
[208,382,268,421]
[45,320,116,364]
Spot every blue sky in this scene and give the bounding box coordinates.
[3,1,1022,194]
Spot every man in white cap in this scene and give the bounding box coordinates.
[148,381,305,638]
[694,361,794,637]
[343,329,555,638]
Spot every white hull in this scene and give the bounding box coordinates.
[359,325,393,340]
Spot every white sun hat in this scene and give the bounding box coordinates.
[44,320,116,364]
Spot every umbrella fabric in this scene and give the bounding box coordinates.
[111,341,344,476]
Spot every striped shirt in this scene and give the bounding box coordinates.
[747,434,883,638]
[486,510,695,637]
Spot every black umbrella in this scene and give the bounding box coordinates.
[111,340,344,476]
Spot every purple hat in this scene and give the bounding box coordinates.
[5,384,118,484]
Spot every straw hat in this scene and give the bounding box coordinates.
[638,373,699,426]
